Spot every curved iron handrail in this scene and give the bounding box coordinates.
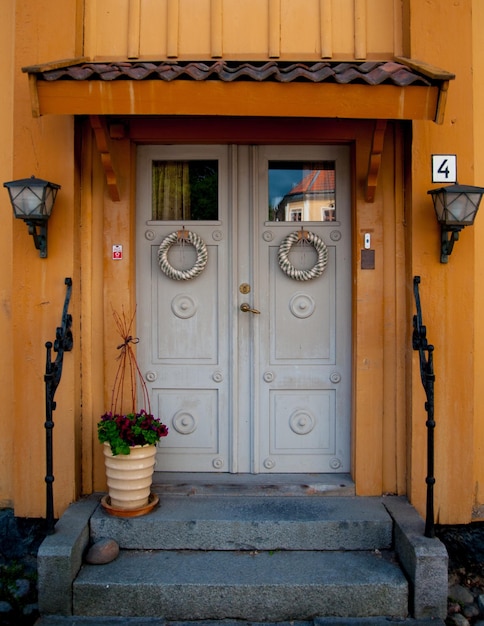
[44,277,73,534]
[412,275,436,538]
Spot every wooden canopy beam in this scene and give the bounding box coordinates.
[365,120,387,203]
[30,80,441,121]
[90,115,121,202]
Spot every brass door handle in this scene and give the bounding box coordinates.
[240,303,260,314]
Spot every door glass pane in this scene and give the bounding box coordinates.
[152,160,218,220]
[268,161,336,222]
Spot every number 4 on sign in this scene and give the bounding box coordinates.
[432,155,457,183]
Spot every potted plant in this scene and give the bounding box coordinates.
[97,309,168,516]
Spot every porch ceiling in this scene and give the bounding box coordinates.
[23,58,454,124]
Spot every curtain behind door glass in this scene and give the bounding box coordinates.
[152,161,218,221]
[152,162,191,221]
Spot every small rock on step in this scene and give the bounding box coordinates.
[12,577,31,599]
[0,600,13,616]
[449,583,474,605]
[447,614,471,626]
[462,602,480,619]
[85,537,119,564]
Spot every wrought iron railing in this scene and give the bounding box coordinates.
[412,276,436,538]
[44,277,73,534]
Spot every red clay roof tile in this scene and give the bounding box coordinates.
[36,60,433,87]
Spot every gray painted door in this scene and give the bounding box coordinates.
[136,144,351,473]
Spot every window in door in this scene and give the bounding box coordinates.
[152,160,219,221]
[268,161,336,222]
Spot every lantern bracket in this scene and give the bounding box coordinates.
[26,219,48,257]
[440,225,461,263]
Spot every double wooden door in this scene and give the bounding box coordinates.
[136,144,351,473]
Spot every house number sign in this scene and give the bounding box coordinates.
[431,154,457,183]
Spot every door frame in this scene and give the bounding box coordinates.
[84,117,407,498]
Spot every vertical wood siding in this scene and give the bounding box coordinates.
[167,0,179,58]
[127,0,141,59]
[320,0,333,59]
[211,0,223,58]
[84,0,403,60]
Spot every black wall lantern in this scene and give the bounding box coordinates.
[428,183,484,263]
[3,175,61,258]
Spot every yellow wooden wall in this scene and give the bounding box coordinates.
[408,0,478,524]
[85,0,404,61]
[1,0,484,524]
[473,0,484,518]
[2,0,83,517]
[77,118,138,496]
[0,0,15,509]
[351,121,407,498]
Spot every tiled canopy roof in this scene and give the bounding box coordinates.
[36,60,433,87]
[23,57,454,123]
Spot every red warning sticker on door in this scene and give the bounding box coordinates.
[112,245,123,260]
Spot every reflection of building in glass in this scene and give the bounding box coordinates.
[275,169,335,221]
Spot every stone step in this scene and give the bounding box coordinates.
[35,615,445,626]
[73,548,408,621]
[38,495,449,621]
[90,495,392,551]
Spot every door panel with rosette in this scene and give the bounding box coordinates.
[255,146,351,473]
[137,145,231,472]
[136,144,351,473]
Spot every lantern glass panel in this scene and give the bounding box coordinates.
[432,194,446,222]
[5,178,59,220]
[10,186,45,218]
[444,192,479,225]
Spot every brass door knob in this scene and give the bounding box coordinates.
[240,303,260,314]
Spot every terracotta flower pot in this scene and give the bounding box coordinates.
[103,442,156,511]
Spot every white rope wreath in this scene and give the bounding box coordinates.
[157,230,208,281]
[277,231,329,281]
